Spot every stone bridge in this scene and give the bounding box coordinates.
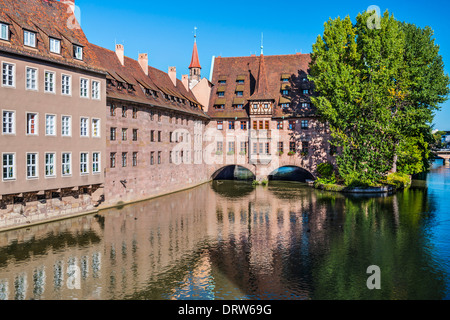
[435,149,450,165]
[207,153,324,182]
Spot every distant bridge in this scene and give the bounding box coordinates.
[434,149,450,165]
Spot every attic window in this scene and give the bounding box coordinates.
[74,45,83,60]
[0,23,9,41]
[24,30,36,48]
[218,76,227,84]
[49,38,61,54]
[281,74,290,82]
[236,75,245,83]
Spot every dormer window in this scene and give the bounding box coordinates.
[74,45,83,60]
[281,74,290,82]
[218,91,224,97]
[24,30,36,48]
[282,89,289,95]
[49,38,61,54]
[236,91,243,97]
[236,75,245,84]
[281,103,290,109]
[0,23,9,41]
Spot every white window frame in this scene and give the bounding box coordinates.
[45,153,56,178]
[61,74,71,96]
[92,118,100,138]
[80,117,89,137]
[74,45,83,60]
[61,115,72,137]
[2,62,15,88]
[2,110,15,135]
[45,114,56,136]
[26,67,38,91]
[80,78,89,98]
[49,38,61,54]
[0,23,9,41]
[91,80,100,100]
[26,152,38,179]
[62,152,72,176]
[23,30,36,48]
[80,152,89,175]
[44,71,55,93]
[26,112,38,135]
[92,152,100,174]
[2,153,15,181]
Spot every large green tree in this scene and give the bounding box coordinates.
[309,10,449,185]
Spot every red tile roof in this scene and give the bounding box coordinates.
[0,0,104,73]
[89,43,209,119]
[208,53,316,119]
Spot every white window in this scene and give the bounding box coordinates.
[44,71,55,93]
[49,38,61,54]
[91,80,100,99]
[45,153,55,177]
[92,152,100,173]
[0,23,9,41]
[80,153,88,174]
[45,114,56,136]
[61,116,71,136]
[2,153,15,180]
[2,62,14,87]
[74,45,83,60]
[24,30,36,47]
[80,78,89,98]
[62,153,71,176]
[2,111,15,134]
[26,153,38,179]
[92,118,100,137]
[80,117,88,137]
[62,74,71,95]
[26,113,38,135]
[26,67,38,90]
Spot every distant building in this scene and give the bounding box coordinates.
[442,131,450,148]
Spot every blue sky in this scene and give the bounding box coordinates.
[76,0,450,130]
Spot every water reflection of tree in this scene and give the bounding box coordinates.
[311,190,446,300]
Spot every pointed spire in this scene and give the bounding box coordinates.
[189,27,201,69]
[251,53,270,100]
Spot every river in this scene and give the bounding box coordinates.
[0,162,449,300]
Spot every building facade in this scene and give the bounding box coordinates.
[0,0,106,228]
[202,53,333,181]
[90,43,210,205]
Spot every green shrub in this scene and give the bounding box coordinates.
[317,162,334,178]
[261,179,268,186]
[385,172,411,189]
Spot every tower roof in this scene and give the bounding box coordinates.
[189,41,202,69]
[250,54,271,100]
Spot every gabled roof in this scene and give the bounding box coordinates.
[89,43,209,119]
[208,53,315,119]
[0,0,103,73]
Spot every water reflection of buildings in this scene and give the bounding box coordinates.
[0,215,104,300]
[207,182,328,299]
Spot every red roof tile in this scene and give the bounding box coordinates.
[88,43,209,119]
[0,0,104,73]
[208,53,316,119]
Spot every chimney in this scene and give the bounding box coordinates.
[138,53,148,76]
[182,75,189,91]
[168,67,177,87]
[62,1,75,13]
[115,44,124,66]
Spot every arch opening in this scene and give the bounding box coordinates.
[211,165,255,181]
[268,166,314,183]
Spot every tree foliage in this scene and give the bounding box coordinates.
[309,10,449,185]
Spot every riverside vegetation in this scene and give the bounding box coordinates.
[309,9,449,190]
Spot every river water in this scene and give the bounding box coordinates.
[0,162,449,300]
